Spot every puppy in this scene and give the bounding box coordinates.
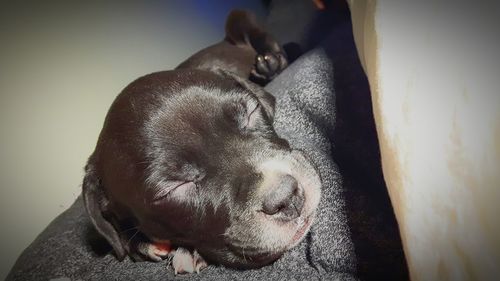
[82,10,321,274]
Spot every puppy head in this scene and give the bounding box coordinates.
[83,70,321,268]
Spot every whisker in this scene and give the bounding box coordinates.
[119,225,139,234]
[242,248,247,262]
[126,229,140,246]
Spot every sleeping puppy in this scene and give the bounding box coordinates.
[82,10,321,274]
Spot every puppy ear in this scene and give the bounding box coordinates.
[82,163,127,261]
[216,69,276,121]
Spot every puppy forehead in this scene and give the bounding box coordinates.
[168,86,249,125]
[143,85,258,173]
[145,86,240,137]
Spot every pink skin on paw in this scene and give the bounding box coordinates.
[139,241,172,261]
[152,241,172,256]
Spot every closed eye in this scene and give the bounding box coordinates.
[242,99,261,130]
[152,180,196,203]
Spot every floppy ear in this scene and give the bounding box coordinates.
[216,69,276,121]
[82,163,127,260]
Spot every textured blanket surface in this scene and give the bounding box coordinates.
[7,49,359,281]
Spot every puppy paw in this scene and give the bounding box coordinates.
[251,51,288,82]
[136,241,172,262]
[171,247,208,274]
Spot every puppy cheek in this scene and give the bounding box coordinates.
[144,205,197,238]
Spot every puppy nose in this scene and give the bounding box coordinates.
[262,175,304,220]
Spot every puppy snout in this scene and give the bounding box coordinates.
[262,175,304,221]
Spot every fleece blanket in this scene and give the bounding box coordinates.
[7,49,359,281]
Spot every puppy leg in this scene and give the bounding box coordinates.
[171,248,208,275]
[252,52,288,82]
[225,10,288,82]
[135,241,172,262]
[125,233,172,262]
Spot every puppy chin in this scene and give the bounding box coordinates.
[288,211,315,247]
[273,208,316,250]
[240,211,315,267]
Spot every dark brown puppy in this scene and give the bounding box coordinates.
[83,10,321,273]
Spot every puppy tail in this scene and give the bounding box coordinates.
[82,161,127,261]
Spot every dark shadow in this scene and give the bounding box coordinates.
[266,0,409,279]
[282,42,303,63]
[84,222,113,257]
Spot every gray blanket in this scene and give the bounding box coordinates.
[7,49,358,281]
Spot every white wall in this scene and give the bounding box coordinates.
[0,1,264,279]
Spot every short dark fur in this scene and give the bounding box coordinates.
[83,10,301,268]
